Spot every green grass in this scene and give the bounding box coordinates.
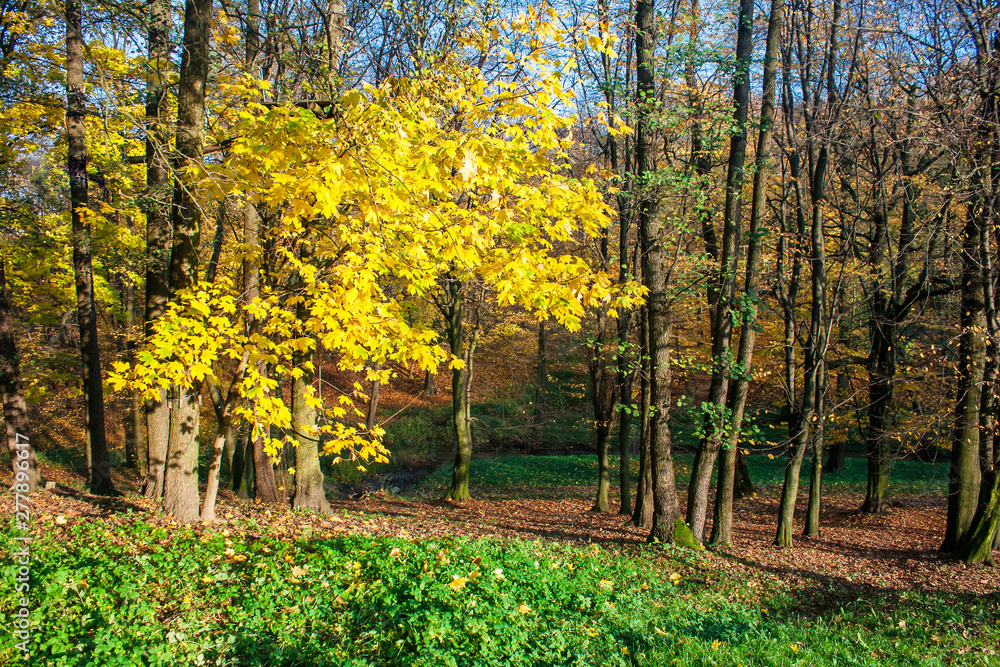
[415,451,951,499]
[2,518,996,666]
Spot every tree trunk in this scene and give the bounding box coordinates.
[160,0,213,523]
[366,362,381,432]
[443,279,474,501]
[592,422,612,512]
[805,367,827,536]
[636,0,687,545]
[0,260,41,492]
[67,0,114,496]
[202,352,250,521]
[733,449,754,499]
[290,261,331,514]
[124,282,145,475]
[861,326,894,514]
[589,302,618,512]
[230,424,253,497]
[687,0,754,545]
[632,306,654,528]
[422,369,436,398]
[142,0,173,500]
[944,205,988,550]
[292,345,331,513]
[956,469,1000,565]
[533,318,546,443]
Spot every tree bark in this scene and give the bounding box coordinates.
[67,0,115,496]
[202,352,250,521]
[944,204,988,550]
[443,279,475,501]
[160,0,213,523]
[422,369,436,398]
[142,0,173,500]
[533,319,546,443]
[710,0,781,547]
[291,333,331,513]
[0,260,41,492]
[632,305,654,528]
[688,0,754,544]
[636,0,687,545]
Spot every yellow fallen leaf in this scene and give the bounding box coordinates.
[291,565,308,578]
[448,576,469,591]
[518,604,531,614]
[55,516,67,525]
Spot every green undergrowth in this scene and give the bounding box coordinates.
[415,452,949,499]
[1,519,996,666]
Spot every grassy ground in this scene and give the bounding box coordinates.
[414,451,951,500]
[2,513,996,667]
[2,450,996,666]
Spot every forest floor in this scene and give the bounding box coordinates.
[3,452,1000,665]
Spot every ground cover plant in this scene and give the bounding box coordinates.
[2,451,997,666]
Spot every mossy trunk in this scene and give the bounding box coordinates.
[955,470,1000,566]
[592,423,612,512]
[944,205,987,551]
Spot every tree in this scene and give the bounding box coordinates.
[635,0,688,545]
[685,0,754,545]
[66,0,115,495]
[709,0,784,546]
[159,0,213,523]
[118,12,637,517]
[141,0,173,501]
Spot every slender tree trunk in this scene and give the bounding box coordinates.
[805,367,826,536]
[617,363,633,515]
[709,0,781,543]
[366,362,381,432]
[444,279,473,501]
[0,260,41,492]
[67,0,114,496]
[589,303,618,512]
[142,0,172,500]
[533,319,546,443]
[632,306,654,528]
[592,422,612,512]
[689,0,753,545]
[202,352,250,521]
[124,282,145,475]
[686,0,718,333]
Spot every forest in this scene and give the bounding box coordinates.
[1,0,1000,663]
